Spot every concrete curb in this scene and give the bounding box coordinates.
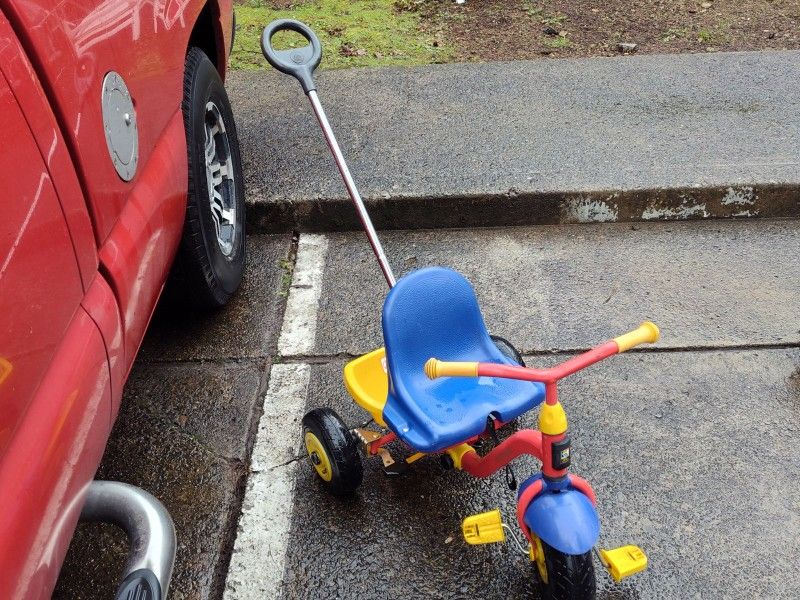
[230,50,800,233]
[246,182,800,233]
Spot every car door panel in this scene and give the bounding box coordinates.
[0,67,112,600]
[3,0,210,245]
[0,70,85,456]
[0,11,97,290]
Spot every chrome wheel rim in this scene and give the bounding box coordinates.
[204,101,237,258]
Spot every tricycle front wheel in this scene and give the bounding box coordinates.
[534,537,596,600]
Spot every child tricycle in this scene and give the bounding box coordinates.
[262,20,657,599]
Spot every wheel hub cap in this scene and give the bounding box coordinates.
[203,101,237,257]
[304,432,333,482]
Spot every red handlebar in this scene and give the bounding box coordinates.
[474,341,619,405]
[425,322,660,406]
[475,340,619,384]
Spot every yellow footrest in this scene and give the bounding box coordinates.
[462,509,506,545]
[599,545,648,582]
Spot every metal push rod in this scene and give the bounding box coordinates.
[260,19,396,287]
[307,91,396,288]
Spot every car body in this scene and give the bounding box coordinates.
[0,1,235,597]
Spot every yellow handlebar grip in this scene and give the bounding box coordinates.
[613,321,660,352]
[424,358,479,379]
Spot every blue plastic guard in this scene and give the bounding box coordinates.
[524,486,600,555]
[381,267,545,452]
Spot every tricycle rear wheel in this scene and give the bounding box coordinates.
[491,335,526,366]
[302,408,363,496]
[535,538,596,600]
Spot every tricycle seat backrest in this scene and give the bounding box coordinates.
[381,267,544,452]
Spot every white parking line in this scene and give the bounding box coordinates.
[225,233,328,599]
[224,362,310,599]
[277,234,329,357]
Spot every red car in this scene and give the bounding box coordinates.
[0,2,246,598]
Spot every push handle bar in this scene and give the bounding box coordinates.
[425,321,660,384]
[261,19,322,93]
[260,20,397,287]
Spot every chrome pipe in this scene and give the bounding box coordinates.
[80,481,176,599]
[307,90,396,288]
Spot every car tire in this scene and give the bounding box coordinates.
[170,47,246,309]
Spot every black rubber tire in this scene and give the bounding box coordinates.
[169,47,246,309]
[490,335,526,366]
[538,542,596,600]
[302,408,363,496]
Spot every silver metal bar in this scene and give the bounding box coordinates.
[307,90,396,288]
[81,481,176,598]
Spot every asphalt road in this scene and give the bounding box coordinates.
[230,51,800,231]
[53,234,293,600]
[55,218,800,599]
[228,219,800,599]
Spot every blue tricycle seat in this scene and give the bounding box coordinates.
[381,267,545,453]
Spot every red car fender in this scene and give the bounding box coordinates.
[0,309,111,600]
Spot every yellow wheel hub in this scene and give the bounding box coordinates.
[304,431,333,482]
[530,534,548,584]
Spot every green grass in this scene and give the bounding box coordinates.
[543,34,570,49]
[232,0,452,70]
[277,257,294,297]
[696,23,729,45]
[522,1,567,28]
[541,12,567,27]
[697,28,714,43]
[522,1,543,18]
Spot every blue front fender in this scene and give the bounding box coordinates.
[524,487,600,555]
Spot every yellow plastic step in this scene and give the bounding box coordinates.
[462,509,506,545]
[599,545,648,582]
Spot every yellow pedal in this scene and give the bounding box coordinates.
[599,545,648,582]
[462,509,506,545]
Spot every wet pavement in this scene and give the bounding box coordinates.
[311,219,800,354]
[229,218,800,600]
[56,219,800,599]
[53,234,293,600]
[230,51,800,232]
[284,349,800,599]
